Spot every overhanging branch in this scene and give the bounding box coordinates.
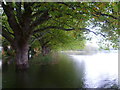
[58,2,119,20]
[2,3,21,33]
[96,12,118,20]
[33,26,106,37]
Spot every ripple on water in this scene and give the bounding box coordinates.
[70,51,118,88]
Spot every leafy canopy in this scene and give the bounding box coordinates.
[2,2,119,51]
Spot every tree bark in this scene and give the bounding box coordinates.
[14,40,29,71]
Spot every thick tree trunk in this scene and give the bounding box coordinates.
[15,41,29,71]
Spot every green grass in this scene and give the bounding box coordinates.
[29,53,59,65]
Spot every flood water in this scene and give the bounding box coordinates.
[2,50,119,88]
[69,50,118,88]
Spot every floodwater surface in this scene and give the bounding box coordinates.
[2,50,119,88]
[69,50,118,88]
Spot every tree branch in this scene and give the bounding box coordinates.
[5,28,14,36]
[32,10,45,18]
[31,30,51,45]
[58,2,118,20]
[16,2,22,23]
[99,13,118,20]
[30,10,50,30]
[33,26,106,37]
[2,3,21,33]
[94,10,119,20]
[21,3,33,32]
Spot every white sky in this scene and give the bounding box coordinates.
[85,26,115,50]
[85,26,102,49]
[86,33,99,48]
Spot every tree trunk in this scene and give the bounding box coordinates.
[41,46,50,56]
[15,41,29,71]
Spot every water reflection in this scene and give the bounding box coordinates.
[3,54,85,88]
[0,60,2,89]
[70,50,118,88]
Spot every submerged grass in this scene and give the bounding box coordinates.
[29,52,60,65]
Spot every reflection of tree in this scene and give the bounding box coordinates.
[73,59,86,87]
[16,71,30,88]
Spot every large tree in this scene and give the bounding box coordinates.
[2,2,119,70]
